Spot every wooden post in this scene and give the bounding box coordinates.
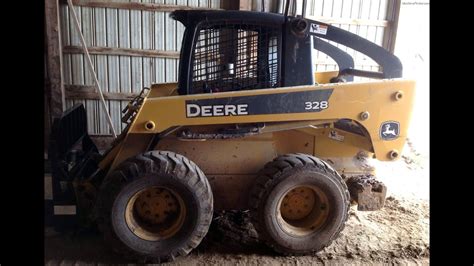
[45,0,65,118]
[383,0,401,53]
[221,0,249,10]
[239,0,251,11]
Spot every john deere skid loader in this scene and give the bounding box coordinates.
[48,7,415,262]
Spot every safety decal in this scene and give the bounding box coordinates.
[310,23,328,35]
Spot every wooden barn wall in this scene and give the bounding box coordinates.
[58,0,221,136]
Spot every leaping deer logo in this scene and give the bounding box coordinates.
[382,124,396,136]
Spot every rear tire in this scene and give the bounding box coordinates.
[249,153,350,255]
[96,151,213,263]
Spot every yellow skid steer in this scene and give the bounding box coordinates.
[48,7,415,263]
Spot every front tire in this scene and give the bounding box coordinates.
[96,151,213,262]
[249,153,350,255]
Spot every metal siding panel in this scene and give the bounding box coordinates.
[165,0,177,82]
[69,6,86,119]
[378,0,388,19]
[155,8,166,83]
[365,0,379,45]
[314,0,324,15]
[118,6,131,132]
[118,8,131,90]
[106,7,123,133]
[80,7,97,134]
[210,0,220,9]
[95,7,110,135]
[176,0,186,51]
[131,1,143,93]
[142,0,155,87]
[322,0,333,17]
[341,0,352,18]
[60,5,70,46]
[332,0,343,17]
[189,0,199,7]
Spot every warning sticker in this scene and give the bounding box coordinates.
[328,130,344,142]
[310,23,328,35]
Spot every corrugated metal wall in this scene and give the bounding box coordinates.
[305,0,392,74]
[58,0,395,136]
[59,0,220,135]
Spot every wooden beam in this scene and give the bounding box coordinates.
[307,16,389,27]
[220,0,240,10]
[382,0,401,53]
[63,45,180,59]
[61,0,221,12]
[239,0,251,11]
[45,0,65,118]
[65,85,137,100]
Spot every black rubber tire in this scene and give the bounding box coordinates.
[96,151,213,263]
[249,153,350,255]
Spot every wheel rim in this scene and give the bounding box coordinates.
[277,185,330,236]
[125,186,186,241]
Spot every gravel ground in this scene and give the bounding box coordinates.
[45,142,429,265]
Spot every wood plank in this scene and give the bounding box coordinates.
[63,45,180,58]
[383,0,401,53]
[307,15,389,27]
[239,0,251,11]
[45,0,66,118]
[65,85,137,100]
[61,0,221,12]
[220,0,239,10]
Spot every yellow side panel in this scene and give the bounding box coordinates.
[156,135,276,174]
[148,82,178,97]
[129,79,415,161]
[314,71,339,84]
[312,128,373,157]
[272,130,315,155]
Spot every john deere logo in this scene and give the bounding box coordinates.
[380,121,400,140]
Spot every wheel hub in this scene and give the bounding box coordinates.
[281,187,316,220]
[125,186,186,241]
[134,187,179,224]
[278,185,329,236]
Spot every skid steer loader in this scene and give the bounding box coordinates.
[48,6,415,262]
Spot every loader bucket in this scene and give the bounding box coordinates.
[47,104,100,231]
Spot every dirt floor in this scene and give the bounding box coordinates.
[44,141,429,265]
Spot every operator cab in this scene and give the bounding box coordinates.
[171,10,402,95]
